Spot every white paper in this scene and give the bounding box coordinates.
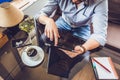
[94,57,117,79]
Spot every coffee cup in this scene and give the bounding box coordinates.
[27,48,40,61]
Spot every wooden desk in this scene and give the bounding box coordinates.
[72,62,96,80]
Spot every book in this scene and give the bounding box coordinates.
[91,57,119,80]
[47,46,72,78]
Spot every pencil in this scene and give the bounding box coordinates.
[93,58,111,73]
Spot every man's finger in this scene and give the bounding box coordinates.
[49,30,53,41]
[54,33,58,46]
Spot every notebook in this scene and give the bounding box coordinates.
[47,46,73,78]
[91,57,119,80]
[47,46,86,78]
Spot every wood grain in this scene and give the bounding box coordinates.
[72,63,95,80]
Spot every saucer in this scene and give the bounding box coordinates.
[21,46,44,67]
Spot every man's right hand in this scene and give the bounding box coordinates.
[44,18,60,46]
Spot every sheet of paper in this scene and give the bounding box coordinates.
[94,57,117,79]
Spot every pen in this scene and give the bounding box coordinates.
[93,58,111,73]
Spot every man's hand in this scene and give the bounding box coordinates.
[59,45,85,58]
[44,18,60,46]
[74,45,85,53]
[59,49,79,58]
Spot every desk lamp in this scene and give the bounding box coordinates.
[0,2,24,27]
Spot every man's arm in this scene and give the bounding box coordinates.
[76,0,108,53]
[38,15,60,46]
[36,0,60,46]
[65,0,108,58]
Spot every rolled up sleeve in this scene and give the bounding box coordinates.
[90,0,108,46]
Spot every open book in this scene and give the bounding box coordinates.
[91,57,119,80]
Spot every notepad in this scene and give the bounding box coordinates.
[91,57,119,80]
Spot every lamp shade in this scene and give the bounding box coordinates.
[0,2,24,27]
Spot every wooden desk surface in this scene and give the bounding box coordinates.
[72,62,96,80]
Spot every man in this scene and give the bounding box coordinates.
[36,0,108,58]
